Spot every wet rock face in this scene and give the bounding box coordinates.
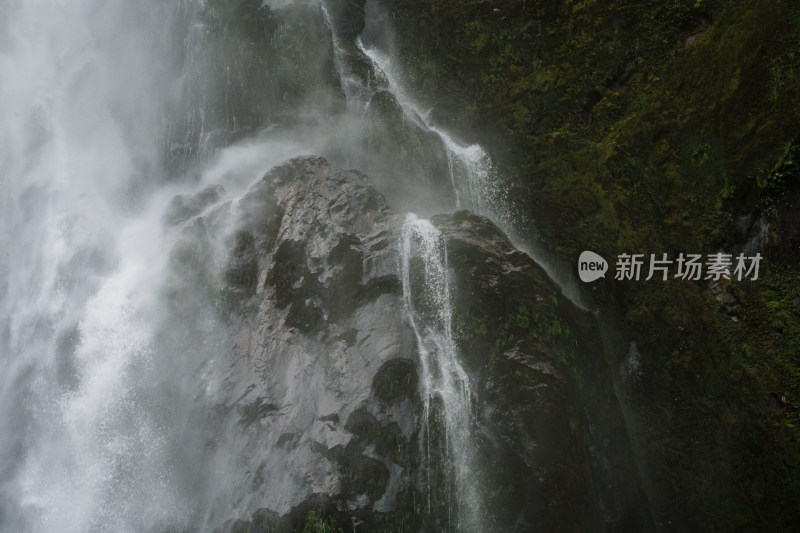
[434,212,651,531]
[171,156,627,531]
[164,184,226,227]
[166,1,345,175]
[211,157,420,529]
[432,211,605,531]
[327,0,367,42]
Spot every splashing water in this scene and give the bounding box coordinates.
[0,2,273,530]
[0,0,583,530]
[358,33,590,308]
[358,42,513,223]
[400,214,483,531]
[320,3,373,113]
[0,1,192,530]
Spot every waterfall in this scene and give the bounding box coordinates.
[399,214,482,531]
[356,41,513,226]
[0,0,582,530]
[357,22,589,308]
[320,4,372,113]
[0,1,206,531]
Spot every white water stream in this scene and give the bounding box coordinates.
[0,0,552,530]
[399,214,482,531]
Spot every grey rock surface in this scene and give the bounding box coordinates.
[164,156,640,531]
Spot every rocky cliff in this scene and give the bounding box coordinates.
[384,0,800,530]
[162,156,645,531]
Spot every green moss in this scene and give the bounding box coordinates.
[372,359,418,403]
[301,511,342,533]
[389,0,800,528]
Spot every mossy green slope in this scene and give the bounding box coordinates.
[388,0,800,530]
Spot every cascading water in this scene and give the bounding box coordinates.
[320,4,372,113]
[399,214,482,532]
[0,0,606,530]
[0,1,210,531]
[0,1,491,529]
[357,21,589,307]
[356,42,513,226]
[0,1,312,530]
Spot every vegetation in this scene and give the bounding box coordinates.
[301,511,343,533]
[388,0,800,529]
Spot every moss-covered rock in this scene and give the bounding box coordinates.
[433,210,651,531]
[371,359,418,403]
[387,0,800,529]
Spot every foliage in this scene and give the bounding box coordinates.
[388,0,800,529]
[301,511,343,533]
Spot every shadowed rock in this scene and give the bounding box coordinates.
[170,156,644,531]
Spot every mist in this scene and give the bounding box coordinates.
[0,1,610,531]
